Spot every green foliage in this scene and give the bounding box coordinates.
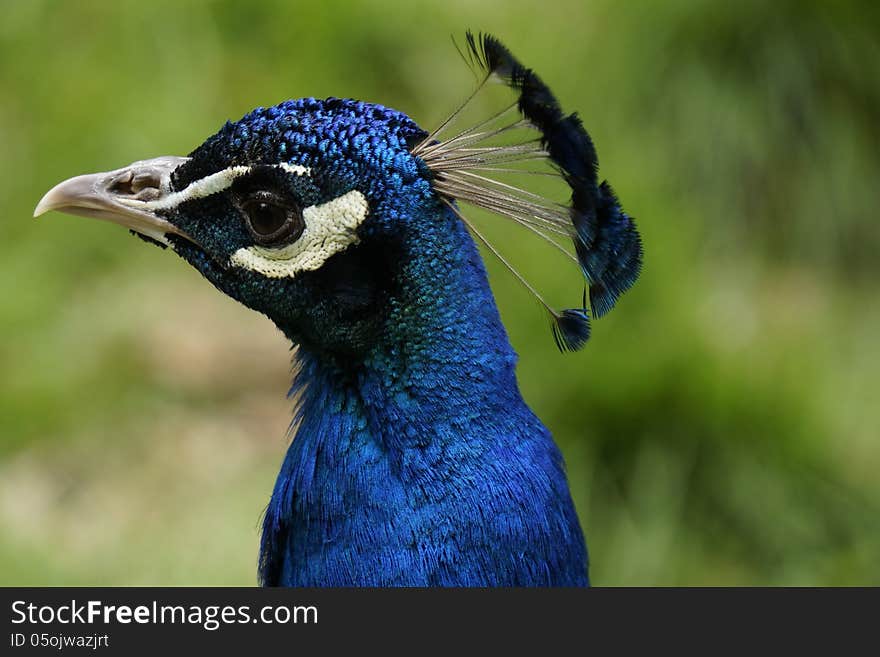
[1,0,877,584]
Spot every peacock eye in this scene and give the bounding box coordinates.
[240,192,304,245]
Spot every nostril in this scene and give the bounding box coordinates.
[132,171,161,193]
[108,170,162,200]
[108,171,134,195]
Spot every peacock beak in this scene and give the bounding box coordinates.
[34,156,194,246]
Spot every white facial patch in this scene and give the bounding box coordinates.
[229,190,369,278]
[118,164,312,211]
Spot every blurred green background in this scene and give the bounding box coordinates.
[1,0,878,585]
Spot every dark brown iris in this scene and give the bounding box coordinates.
[240,191,304,245]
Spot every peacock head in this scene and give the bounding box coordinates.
[35,98,440,355]
[35,33,642,359]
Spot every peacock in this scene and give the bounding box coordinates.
[34,33,641,587]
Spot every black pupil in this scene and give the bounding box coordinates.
[247,201,288,236]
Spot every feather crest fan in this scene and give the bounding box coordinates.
[411,32,642,351]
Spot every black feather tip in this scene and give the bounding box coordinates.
[551,308,591,353]
[465,31,643,321]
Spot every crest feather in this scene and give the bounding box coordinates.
[413,31,643,350]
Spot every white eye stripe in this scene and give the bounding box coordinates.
[229,190,369,278]
[119,163,312,211]
[276,163,311,177]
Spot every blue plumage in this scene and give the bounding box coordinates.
[35,34,642,587]
[262,209,587,585]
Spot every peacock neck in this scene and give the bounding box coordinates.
[259,205,586,586]
[291,202,526,457]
